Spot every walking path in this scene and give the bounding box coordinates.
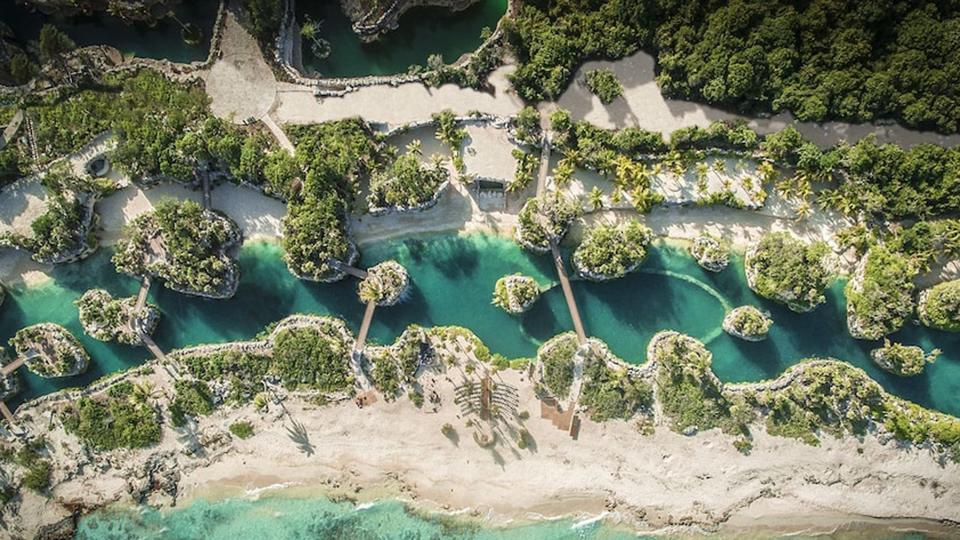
[535,132,551,198]
[354,300,377,353]
[262,114,295,154]
[550,240,587,344]
[0,355,29,377]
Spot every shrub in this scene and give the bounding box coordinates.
[492,274,541,314]
[918,280,960,332]
[229,421,255,439]
[584,69,623,104]
[537,333,579,399]
[61,381,162,450]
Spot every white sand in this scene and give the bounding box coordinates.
[274,66,525,128]
[11,361,959,538]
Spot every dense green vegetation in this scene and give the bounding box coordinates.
[919,280,960,332]
[357,260,410,306]
[272,326,353,392]
[368,146,448,210]
[182,350,272,404]
[432,110,467,173]
[506,1,960,133]
[184,320,354,396]
[511,106,542,146]
[62,381,162,450]
[1,169,102,264]
[171,380,215,426]
[745,232,831,312]
[538,333,578,399]
[651,333,752,436]
[723,306,772,341]
[283,120,384,281]
[573,220,651,280]
[242,0,284,41]
[580,354,652,422]
[492,274,541,315]
[870,340,938,377]
[112,200,240,298]
[516,194,582,252]
[584,68,623,104]
[370,326,432,397]
[508,148,537,192]
[845,245,916,340]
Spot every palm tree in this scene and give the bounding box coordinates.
[712,159,726,174]
[407,139,423,156]
[588,186,604,211]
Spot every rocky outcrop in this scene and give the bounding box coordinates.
[19,0,179,23]
[722,306,773,341]
[689,235,729,272]
[340,0,480,42]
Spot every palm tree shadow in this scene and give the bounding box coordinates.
[286,418,314,456]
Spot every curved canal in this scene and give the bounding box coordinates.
[2,233,959,417]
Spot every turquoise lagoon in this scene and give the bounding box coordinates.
[0,0,219,63]
[297,0,509,77]
[73,496,936,540]
[2,233,960,418]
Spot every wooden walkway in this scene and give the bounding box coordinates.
[0,355,29,377]
[134,276,151,313]
[327,259,368,279]
[535,132,551,198]
[263,114,295,154]
[0,402,15,427]
[550,240,587,344]
[354,300,377,353]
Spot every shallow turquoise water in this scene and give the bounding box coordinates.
[2,233,959,418]
[72,495,934,540]
[298,0,508,77]
[0,0,218,63]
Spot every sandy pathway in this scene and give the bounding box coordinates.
[553,52,960,148]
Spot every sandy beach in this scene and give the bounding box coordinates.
[9,354,959,539]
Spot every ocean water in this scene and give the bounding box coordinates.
[72,496,934,540]
[298,0,509,77]
[2,233,959,418]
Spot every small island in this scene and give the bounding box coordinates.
[358,260,411,306]
[112,200,242,299]
[689,235,729,272]
[491,274,541,315]
[845,245,916,340]
[9,323,90,378]
[572,220,652,281]
[870,340,939,377]
[515,194,583,253]
[75,289,160,345]
[918,279,960,332]
[744,232,831,312]
[722,306,773,341]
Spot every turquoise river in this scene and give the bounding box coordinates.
[3,233,959,417]
[297,0,509,77]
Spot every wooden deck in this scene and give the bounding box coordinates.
[550,240,587,344]
[354,300,377,353]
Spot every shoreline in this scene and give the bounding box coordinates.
[138,479,960,539]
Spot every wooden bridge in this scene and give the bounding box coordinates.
[550,239,587,344]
